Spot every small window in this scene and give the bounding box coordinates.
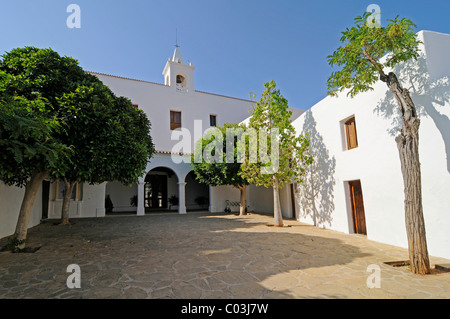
[210,114,217,127]
[170,110,181,130]
[132,104,138,108]
[345,116,358,150]
[56,180,82,200]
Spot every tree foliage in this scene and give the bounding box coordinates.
[192,122,248,188]
[0,47,154,244]
[326,12,430,274]
[0,96,70,187]
[53,80,154,186]
[241,80,312,188]
[240,80,312,226]
[191,122,249,215]
[327,12,421,97]
[51,76,155,224]
[0,47,87,186]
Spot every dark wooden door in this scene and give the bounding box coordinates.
[349,180,367,235]
[145,175,168,209]
[41,180,50,219]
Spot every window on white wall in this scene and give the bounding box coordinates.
[210,114,217,127]
[344,116,358,150]
[56,180,82,201]
[170,110,182,130]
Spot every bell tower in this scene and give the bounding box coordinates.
[162,46,195,93]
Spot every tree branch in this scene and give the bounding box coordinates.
[362,48,387,82]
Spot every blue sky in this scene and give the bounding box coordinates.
[1,0,449,110]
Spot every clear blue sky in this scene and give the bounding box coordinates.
[1,0,449,109]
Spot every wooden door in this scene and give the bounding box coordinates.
[41,180,50,219]
[349,180,367,235]
[145,175,168,209]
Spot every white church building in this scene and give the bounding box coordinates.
[0,30,449,260]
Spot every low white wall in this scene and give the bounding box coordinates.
[210,185,241,213]
[210,183,294,219]
[247,184,273,215]
[0,182,42,240]
[246,184,294,219]
[106,182,137,212]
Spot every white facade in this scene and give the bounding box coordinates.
[0,47,256,240]
[0,183,43,241]
[290,31,450,259]
[89,48,256,216]
[91,49,254,154]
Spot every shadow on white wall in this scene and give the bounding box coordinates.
[295,110,336,227]
[374,54,450,173]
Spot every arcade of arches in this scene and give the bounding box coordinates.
[105,167,209,215]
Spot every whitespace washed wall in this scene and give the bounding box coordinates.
[91,73,255,154]
[291,31,450,259]
[0,182,42,240]
[48,182,107,219]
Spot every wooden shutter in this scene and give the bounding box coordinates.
[170,111,181,130]
[345,117,358,150]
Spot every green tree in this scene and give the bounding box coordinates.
[191,122,250,216]
[0,96,72,250]
[0,47,86,249]
[326,12,430,274]
[0,47,154,247]
[52,79,155,225]
[241,80,312,226]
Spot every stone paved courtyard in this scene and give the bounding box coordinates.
[0,212,449,299]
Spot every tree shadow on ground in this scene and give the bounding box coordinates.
[295,110,336,227]
[374,54,450,172]
[0,213,371,299]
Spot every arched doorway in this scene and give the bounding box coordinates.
[144,167,179,212]
[185,171,209,212]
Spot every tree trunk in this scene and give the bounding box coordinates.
[13,171,48,249]
[384,72,431,275]
[273,176,284,227]
[310,169,318,227]
[311,194,318,227]
[239,185,247,216]
[60,180,75,226]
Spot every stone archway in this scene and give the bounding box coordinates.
[135,152,194,215]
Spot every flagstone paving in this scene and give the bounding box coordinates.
[0,212,449,299]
